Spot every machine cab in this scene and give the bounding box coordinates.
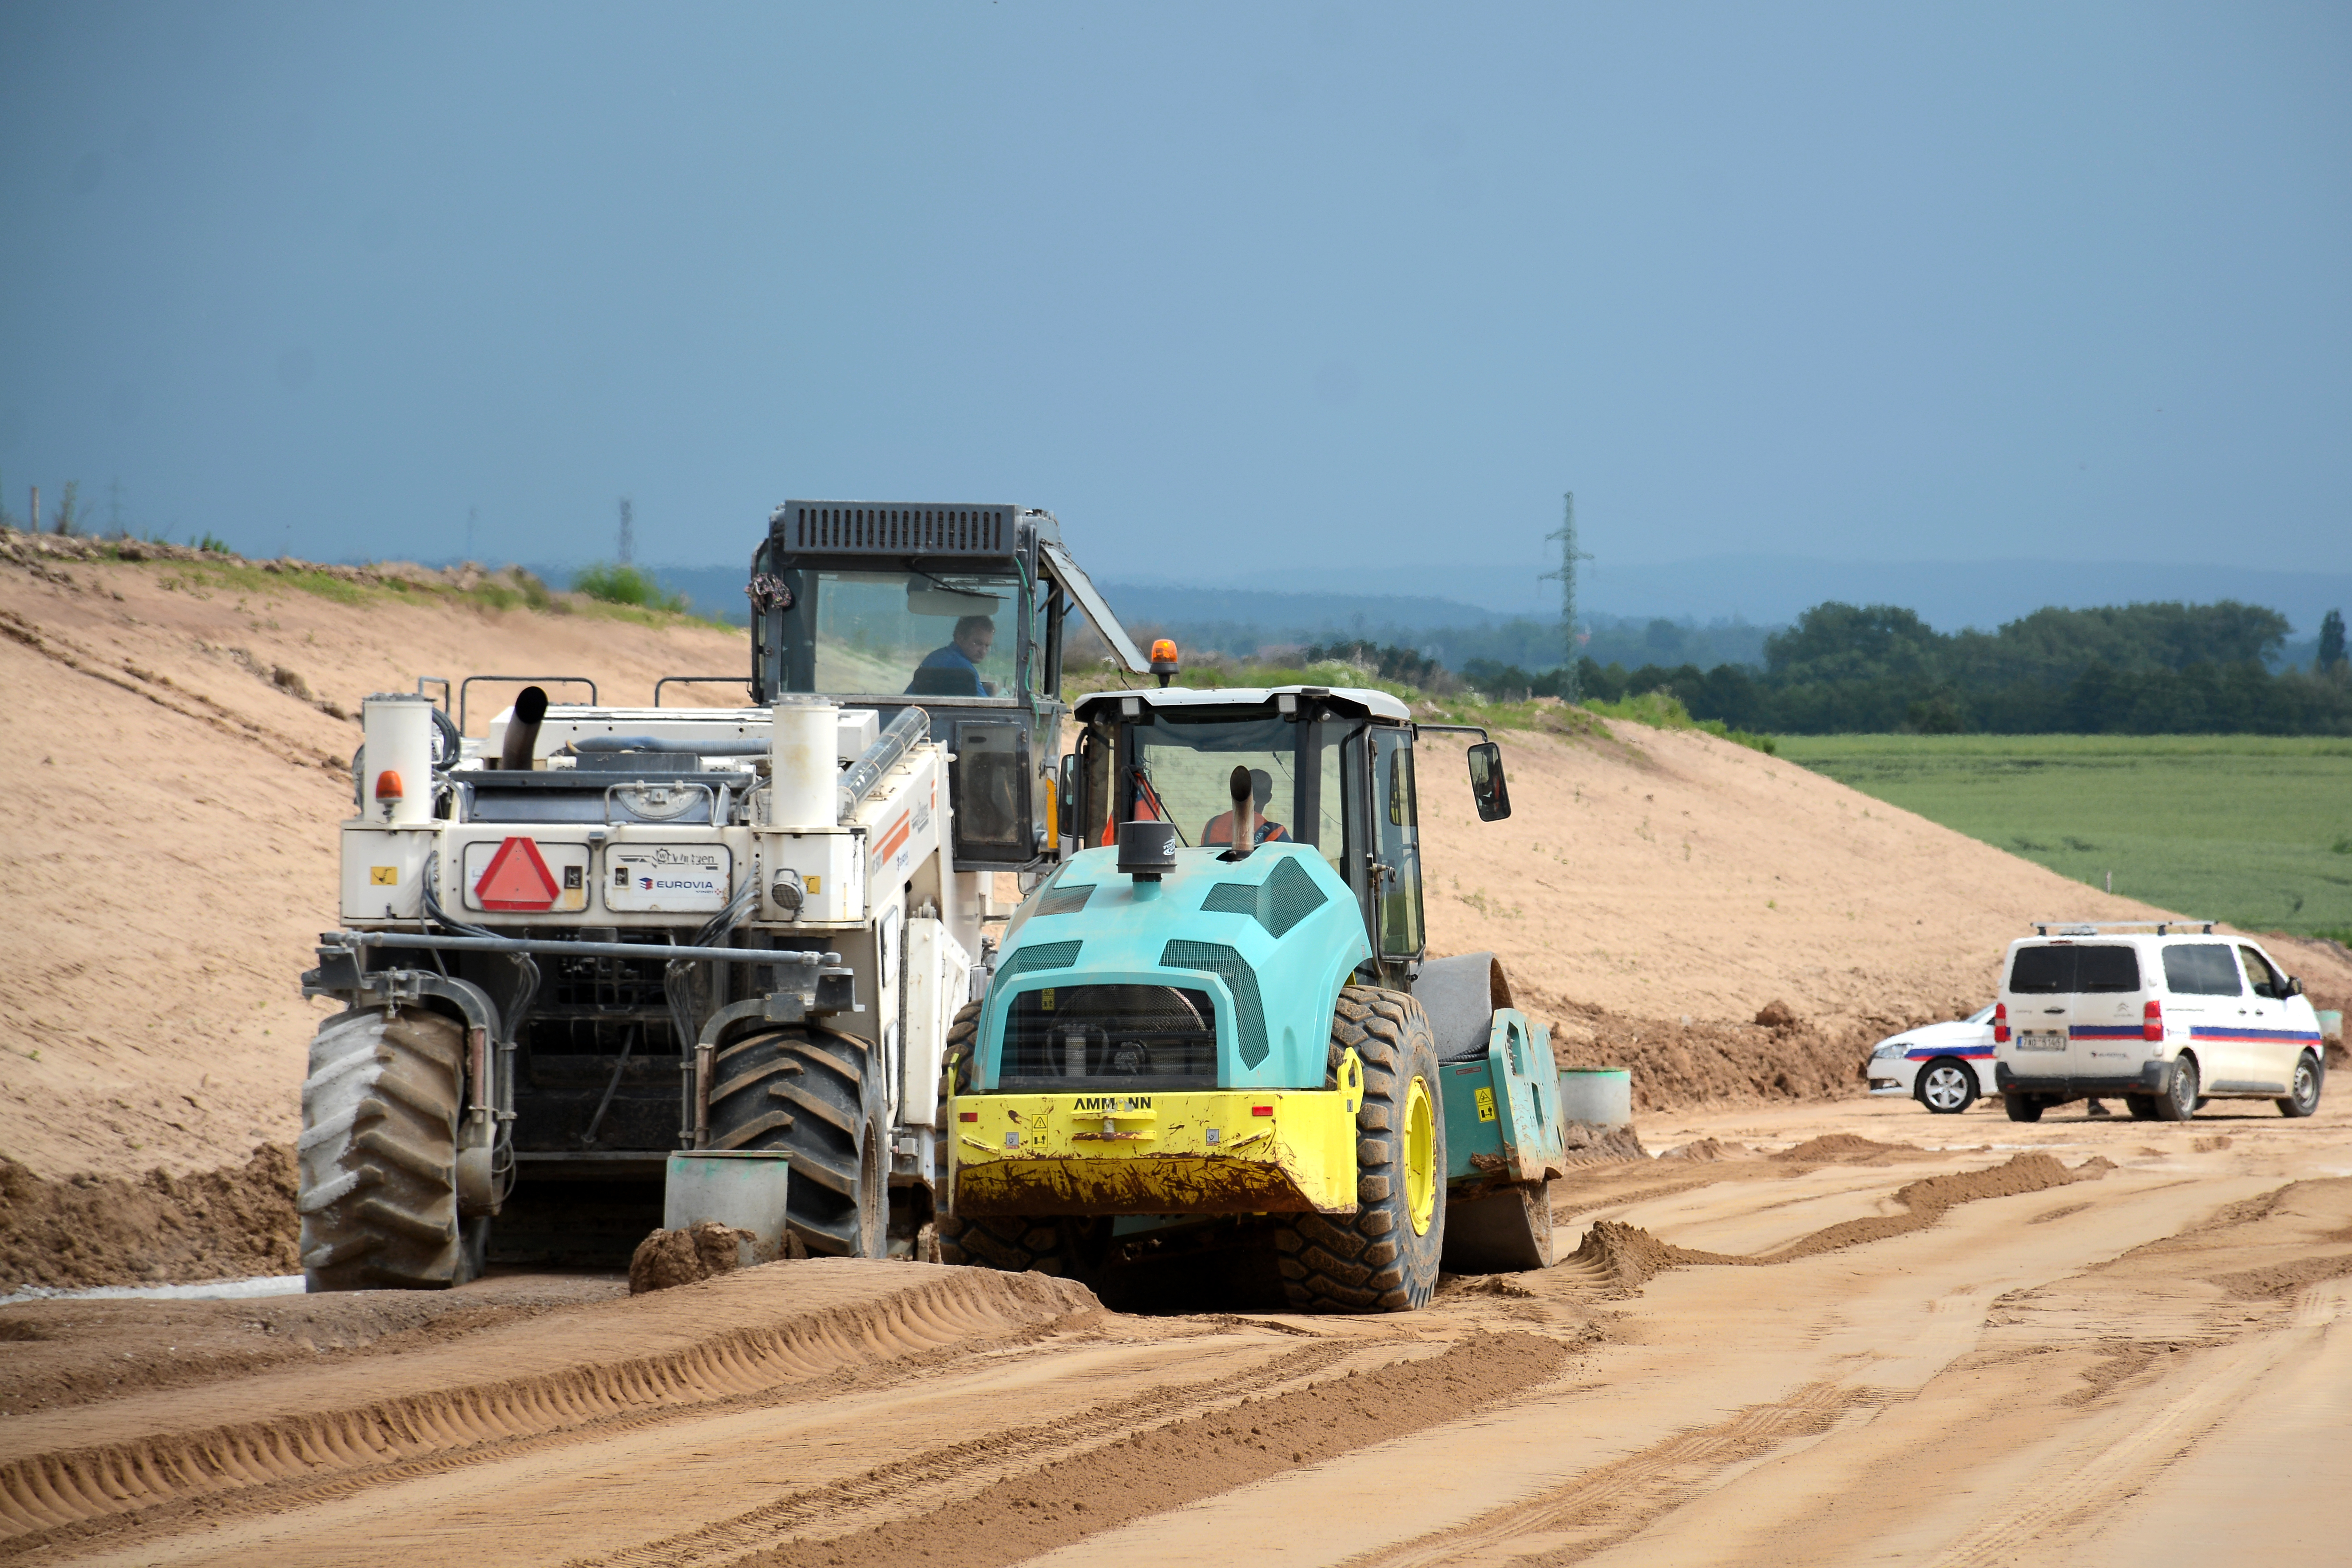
[749,500,1147,871]
[1063,685,1510,988]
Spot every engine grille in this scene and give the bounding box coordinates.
[999,984,1219,1091]
[774,501,1014,556]
[1159,941,1270,1068]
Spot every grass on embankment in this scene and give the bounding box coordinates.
[1065,659,1778,754]
[115,545,732,632]
[1776,733,2352,940]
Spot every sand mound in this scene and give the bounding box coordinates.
[1753,1000,1800,1030]
[1545,1002,1868,1111]
[629,1222,763,1294]
[1564,1152,2110,1296]
[1771,1133,1920,1163]
[1563,1219,1692,1293]
[0,1145,296,1290]
[1561,1121,1649,1162]
[2211,1251,2352,1301]
[1657,1138,1752,1162]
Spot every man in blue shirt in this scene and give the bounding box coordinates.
[908,615,996,696]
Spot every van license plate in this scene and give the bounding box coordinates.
[2016,1030,2067,1052]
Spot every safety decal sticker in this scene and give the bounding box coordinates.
[1474,1085,1498,1122]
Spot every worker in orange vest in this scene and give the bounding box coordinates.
[1201,768,1292,846]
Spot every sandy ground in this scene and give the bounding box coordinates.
[3,1090,2346,1567]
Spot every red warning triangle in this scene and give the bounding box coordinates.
[477,836,559,910]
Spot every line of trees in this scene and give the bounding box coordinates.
[1464,601,2352,735]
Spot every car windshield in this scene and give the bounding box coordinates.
[1966,1004,1996,1024]
[777,570,1022,697]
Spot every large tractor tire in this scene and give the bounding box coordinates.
[937,1213,1090,1275]
[931,1000,1107,1280]
[1271,986,1447,1312]
[299,1007,478,1292]
[706,1024,886,1257]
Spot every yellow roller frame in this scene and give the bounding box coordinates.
[951,1050,1364,1218]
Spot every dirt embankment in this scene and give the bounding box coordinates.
[0,532,741,1182]
[0,1145,297,1291]
[1416,721,2181,1041]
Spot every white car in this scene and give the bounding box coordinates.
[1867,1006,1996,1113]
[1995,924,2327,1122]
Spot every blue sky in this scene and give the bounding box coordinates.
[2,2,2346,611]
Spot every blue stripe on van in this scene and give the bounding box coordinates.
[2189,1025,2322,1045]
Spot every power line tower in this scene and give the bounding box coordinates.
[1539,491,1592,699]
[617,496,635,566]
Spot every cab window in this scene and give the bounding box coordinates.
[1372,729,1424,957]
[2237,946,2285,1000]
[771,569,1022,697]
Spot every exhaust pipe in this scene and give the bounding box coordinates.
[499,685,549,771]
[1226,764,1255,857]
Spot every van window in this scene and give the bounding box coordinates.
[2077,946,2139,992]
[2162,944,2243,997]
[2237,946,2285,1000]
[2008,947,2072,994]
[2007,945,2140,995]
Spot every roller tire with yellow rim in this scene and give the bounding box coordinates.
[1271,985,1446,1312]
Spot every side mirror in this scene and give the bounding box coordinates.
[1058,753,1081,852]
[1466,741,1511,822]
[2288,975,2305,997]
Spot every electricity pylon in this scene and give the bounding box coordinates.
[1539,492,1591,700]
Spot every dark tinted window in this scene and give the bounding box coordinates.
[2162,944,2243,997]
[2008,944,2140,995]
[2076,946,2140,992]
[2008,946,2073,994]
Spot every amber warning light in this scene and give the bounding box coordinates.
[373,770,405,802]
[1149,638,1181,688]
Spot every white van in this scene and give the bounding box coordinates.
[1995,923,2326,1123]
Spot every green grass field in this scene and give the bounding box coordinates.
[1774,734,2352,939]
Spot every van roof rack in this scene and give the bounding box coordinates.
[2031,919,2217,937]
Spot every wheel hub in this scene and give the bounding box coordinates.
[1403,1074,1437,1236]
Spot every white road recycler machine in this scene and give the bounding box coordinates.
[299,501,1151,1287]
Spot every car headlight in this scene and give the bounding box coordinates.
[1872,1041,1907,1060]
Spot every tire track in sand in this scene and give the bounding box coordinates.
[1920,1279,2352,1568]
[710,1332,1575,1568]
[0,1267,1093,1553]
[1335,1381,1872,1567]
[570,1337,1371,1568]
